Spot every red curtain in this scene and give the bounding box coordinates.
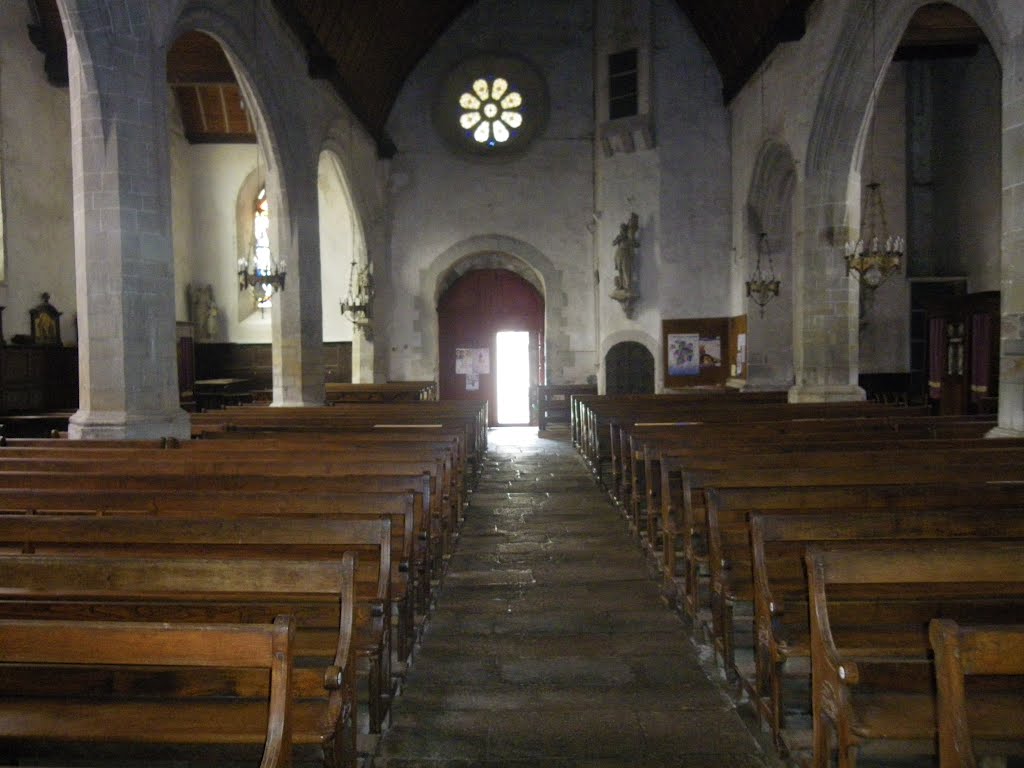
[928,317,946,402]
[969,312,993,402]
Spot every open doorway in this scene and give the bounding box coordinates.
[437,267,544,426]
[496,330,531,424]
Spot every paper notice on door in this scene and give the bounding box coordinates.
[465,373,480,391]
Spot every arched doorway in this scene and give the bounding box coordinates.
[605,342,654,394]
[438,269,544,426]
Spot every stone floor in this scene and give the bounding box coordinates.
[372,426,775,768]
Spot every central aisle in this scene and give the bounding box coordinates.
[374,427,771,767]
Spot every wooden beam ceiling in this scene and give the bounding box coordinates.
[25,1,990,150]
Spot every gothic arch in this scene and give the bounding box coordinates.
[418,235,571,382]
[745,140,795,388]
[796,0,1006,399]
[600,331,659,394]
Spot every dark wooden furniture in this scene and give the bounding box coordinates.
[930,619,1024,768]
[0,615,295,768]
[926,290,999,415]
[536,384,596,433]
[805,542,1024,768]
[0,344,78,415]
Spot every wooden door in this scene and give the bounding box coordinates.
[605,341,654,394]
[438,269,544,425]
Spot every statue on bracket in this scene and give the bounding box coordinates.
[29,293,61,346]
[611,212,640,318]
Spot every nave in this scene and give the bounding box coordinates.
[374,427,772,768]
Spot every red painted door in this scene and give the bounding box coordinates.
[438,269,544,425]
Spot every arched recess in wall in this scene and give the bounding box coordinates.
[802,0,1004,396]
[605,342,654,395]
[746,140,795,389]
[437,264,544,426]
[418,235,569,385]
[166,25,286,357]
[317,149,363,346]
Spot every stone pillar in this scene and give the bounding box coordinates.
[788,200,865,403]
[992,35,1024,437]
[61,1,189,439]
[271,165,324,405]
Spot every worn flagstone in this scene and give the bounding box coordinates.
[372,427,773,768]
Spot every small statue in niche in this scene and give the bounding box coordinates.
[610,212,640,318]
[187,283,220,342]
[29,293,61,346]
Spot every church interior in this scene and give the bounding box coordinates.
[0,1,1023,766]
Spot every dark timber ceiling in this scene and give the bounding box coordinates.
[25,1,987,151]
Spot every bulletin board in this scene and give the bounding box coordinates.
[662,315,746,388]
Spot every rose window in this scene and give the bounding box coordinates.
[458,77,524,146]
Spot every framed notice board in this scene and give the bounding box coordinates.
[662,315,747,388]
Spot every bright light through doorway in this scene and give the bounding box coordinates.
[496,330,530,424]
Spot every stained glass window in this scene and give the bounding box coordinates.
[458,77,524,147]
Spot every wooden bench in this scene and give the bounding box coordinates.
[0,553,359,768]
[0,513,395,736]
[0,615,294,768]
[929,619,1024,768]
[0,483,423,665]
[536,384,595,433]
[745,507,1024,751]
[805,541,1024,768]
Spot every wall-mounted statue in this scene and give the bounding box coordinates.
[611,211,640,318]
[187,283,220,342]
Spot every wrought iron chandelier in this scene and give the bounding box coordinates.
[844,0,904,291]
[746,232,780,318]
[238,149,286,301]
[339,257,374,337]
[745,68,781,317]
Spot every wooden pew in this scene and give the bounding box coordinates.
[536,384,595,433]
[0,616,295,768]
[0,513,394,736]
[929,619,1024,768]
[745,507,1024,750]
[0,483,424,664]
[673,460,1024,618]
[0,553,359,768]
[804,541,1024,768]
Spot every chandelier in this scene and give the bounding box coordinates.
[238,151,286,302]
[339,257,374,337]
[844,182,904,289]
[844,0,904,291]
[746,232,781,317]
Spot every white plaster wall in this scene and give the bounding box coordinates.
[385,0,596,384]
[185,144,269,344]
[318,151,357,343]
[169,93,194,322]
[0,5,76,344]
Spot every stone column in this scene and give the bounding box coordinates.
[61,0,189,439]
[271,164,324,405]
[992,35,1024,436]
[788,197,865,403]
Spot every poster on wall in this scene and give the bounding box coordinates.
[455,348,491,376]
[699,336,722,369]
[667,333,700,377]
[736,333,746,376]
[473,348,490,375]
[455,348,473,375]
[465,373,480,391]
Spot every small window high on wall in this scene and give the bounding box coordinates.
[608,49,638,120]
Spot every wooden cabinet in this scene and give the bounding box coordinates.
[0,345,78,414]
[925,291,999,415]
